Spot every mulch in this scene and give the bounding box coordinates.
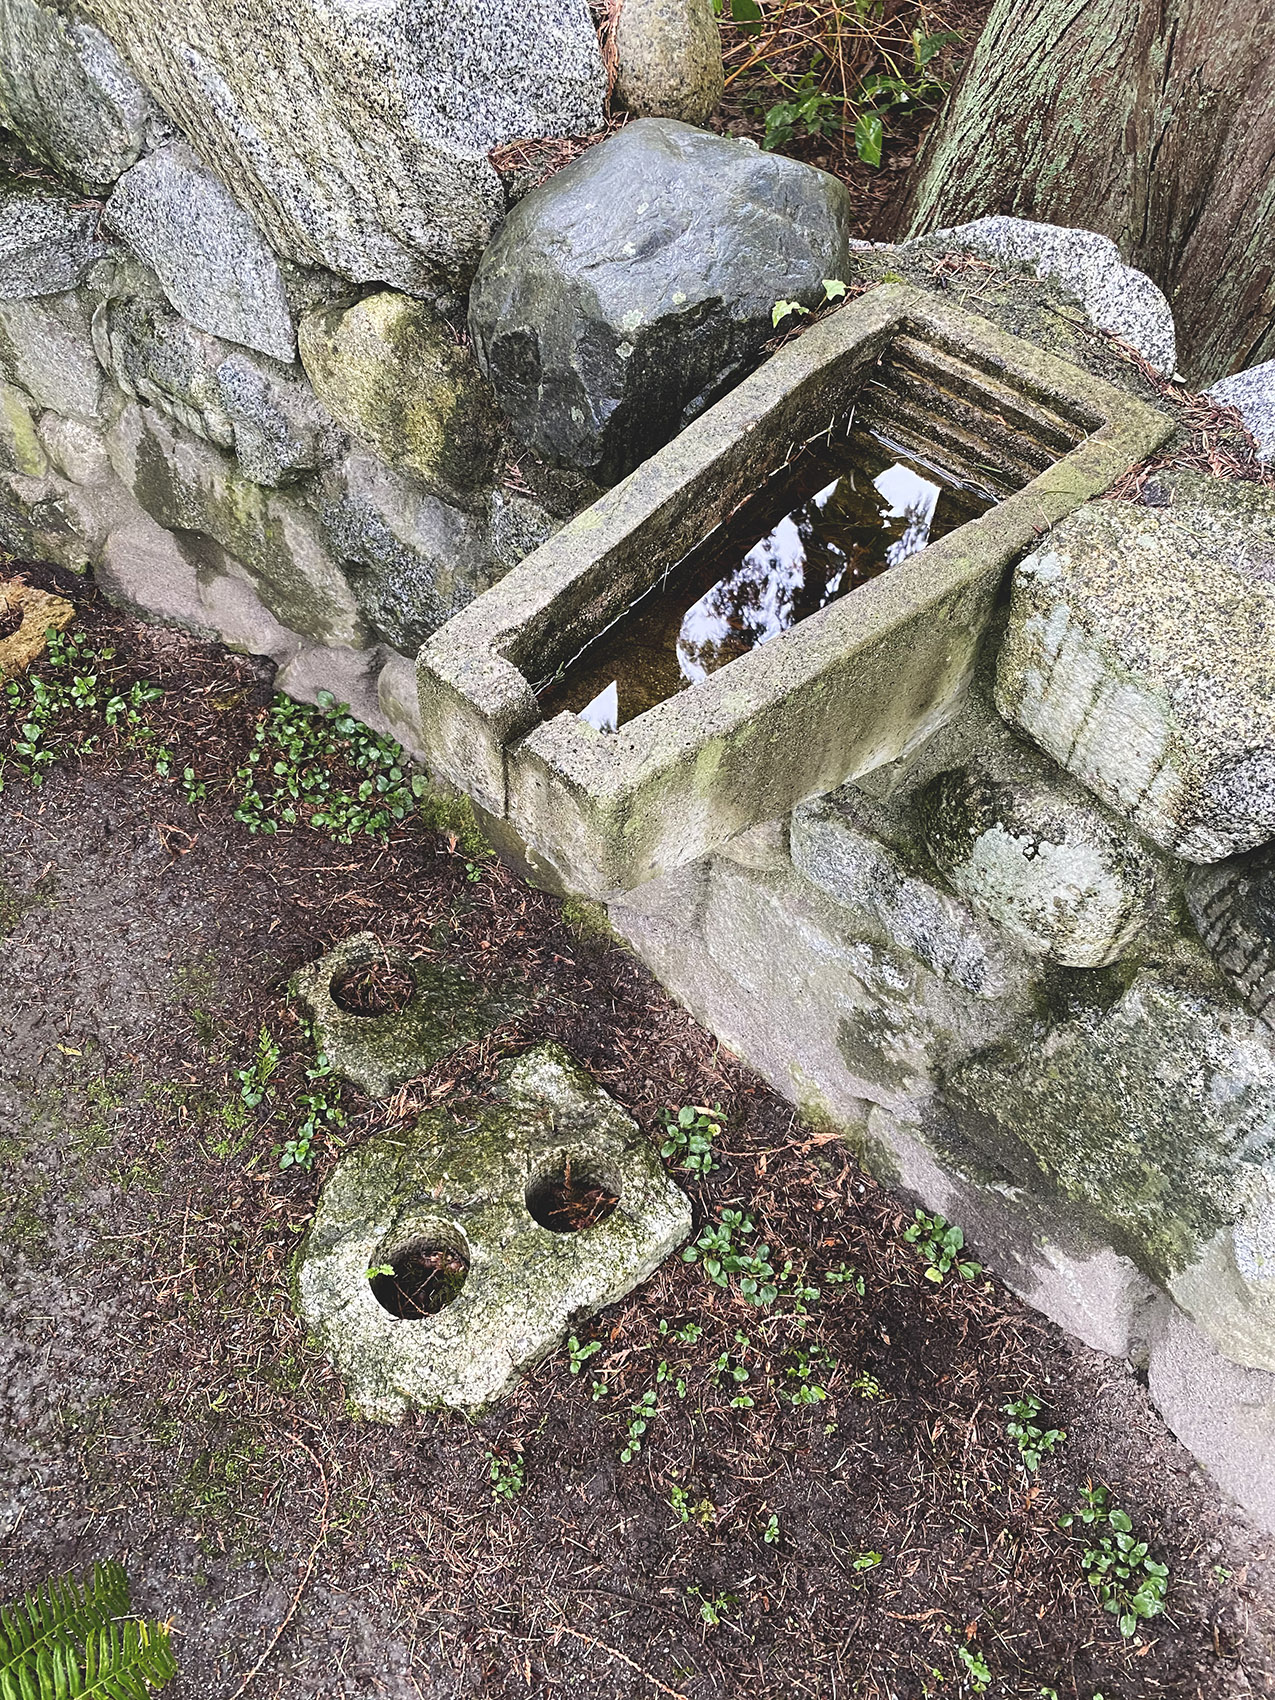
[0,568,1271,1699]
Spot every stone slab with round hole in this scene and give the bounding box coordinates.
[290,932,520,1098]
[295,1042,692,1417]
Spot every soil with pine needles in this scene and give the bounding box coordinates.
[0,565,1273,1700]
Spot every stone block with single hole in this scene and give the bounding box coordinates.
[290,933,517,1098]
[419,282,1170,899]
[295,1043,691,1417]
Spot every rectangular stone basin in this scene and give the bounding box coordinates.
[417,282,1172,898]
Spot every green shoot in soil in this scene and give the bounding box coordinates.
[660,1102,724,1175]
[1003,1393,1066,1473]
[1059,1485,1169,1637]
[904,1209,981,1283]
[486,1451,525,1503]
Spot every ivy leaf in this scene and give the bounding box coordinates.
[855,111,884,167]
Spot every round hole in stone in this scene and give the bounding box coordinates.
[525,1160,620,1234]
[330,954,416,1017]
[369,1242,468,1318]
[0,602,22,642]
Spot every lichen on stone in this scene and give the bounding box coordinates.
[289,932,520,1099]
[295,1042,691,1418]
[0,576,74,681]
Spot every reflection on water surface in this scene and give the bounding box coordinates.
[541,430,993,732]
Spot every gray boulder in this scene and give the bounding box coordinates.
[790,788,1028,1000]
[614,0,724,125]
[0,291,106,423]
[911,217,1177,375]
[105,142,295,360]
[1147,1305,1275,1533]
[93,294,336,484]
[107,401,362,647]
[322,452,556,656]
[914,767,1162,967]
[0,176,113,299]
[77,0,607,299]
[0,0,153,191]
[469,118,855,482]
[945,974,1275,1289]
[1207,360,1275,462]
[996,478,1275,862]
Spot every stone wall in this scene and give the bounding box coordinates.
[3,0,1275,1527]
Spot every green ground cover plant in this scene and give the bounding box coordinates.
[1060,1486,1170,1638]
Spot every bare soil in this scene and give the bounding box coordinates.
[0,568,1273,1699]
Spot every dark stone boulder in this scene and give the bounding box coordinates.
[468,118,855,483]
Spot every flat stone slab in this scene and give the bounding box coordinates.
[290,933,516,1098]
[995,472,1275,862]
[419,283,1170,898]
[295,1043,691,1417]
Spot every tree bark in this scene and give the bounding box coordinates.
[892,0,1275,385]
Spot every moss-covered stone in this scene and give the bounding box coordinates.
[0,578,75,680]
[995,479,1275,862]
[944,972,1275,1286]
[299,293,504,512]
[290,932,518,1098]
[0,379,45,477]
[295,1043,691,1417]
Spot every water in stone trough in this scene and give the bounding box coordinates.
[538,429,994,730]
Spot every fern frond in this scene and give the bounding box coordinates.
[0,1566,174,1700]
[0,1565,129,1679]
[64,1619,177,1699]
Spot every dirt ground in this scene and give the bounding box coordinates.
[0,571,1273,1700]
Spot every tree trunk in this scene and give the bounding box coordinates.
[891,0,1275,385]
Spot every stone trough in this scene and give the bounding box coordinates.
[418,282,1171,899]
[296,1043,691,1419]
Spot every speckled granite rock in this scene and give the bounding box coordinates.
[299,292,503,510]
[0,176,113,299]
[0,0,153,191]
[78,0,607,298]
[469,118,855,482]
[95,293,336,484]
[996,478,1275,862]
[914,767,1162,967]
[295,1042,691,1416]
[105,142,295,360]
[0,290,107,422]
[1207,360,1275,462]
[910,217,1177,374]
[614,0,724,124]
